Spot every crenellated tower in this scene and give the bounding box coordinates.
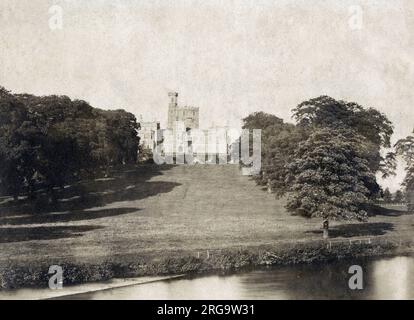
[167,92,199,130]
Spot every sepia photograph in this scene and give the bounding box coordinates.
[1,0,414,308]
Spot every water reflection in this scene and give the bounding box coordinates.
[68,255,414,300]
[369,257,414,300]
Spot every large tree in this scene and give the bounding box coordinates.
[0,87,140,202]
[395,131,414,210]
[0,87,41,200]
[242,112,308,194]
[286,128,375,238]
[288,97,394,237]
[244,96,394,239]
[394,190,405,204]
[21,94,140,173]
[382,188,392,203]
[293,96,394,178]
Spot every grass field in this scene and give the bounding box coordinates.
[0,164,413,287]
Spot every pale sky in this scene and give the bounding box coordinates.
[1,0,413,190]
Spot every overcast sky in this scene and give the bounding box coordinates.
[1,0,413,190]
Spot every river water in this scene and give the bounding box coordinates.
[64,255,414,300]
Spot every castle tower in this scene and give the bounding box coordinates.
[167,92,199,130]
[169,92,178,107]
[168,92,178,129]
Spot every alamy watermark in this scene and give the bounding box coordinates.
[348,5,363,30]
[348,265,363,290]
[48,265,64,290]
[48,4,63,31]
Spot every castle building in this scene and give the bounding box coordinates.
[167,92,199,130]
[138,116,160,151]
[156,92,240,165]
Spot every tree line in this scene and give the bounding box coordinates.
[0,87,139,202]
[394,131,414,211]
[243,96,414,238]
[381,188,406,204]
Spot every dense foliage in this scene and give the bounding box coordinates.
[395,130,414,210]
[394,190,405,203]
[243,96,395,238]
[382,188,393,203]
[0,87,139,200]
[292,96,394,177]
[242,112,308,196]
[286,128,374,222]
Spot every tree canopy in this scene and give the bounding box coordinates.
[243,96,395,238]
[0,86,140,201]
[382,188,393,203]
[293,96,394,175]
[395,132,414,188]
[395,130,414,210]
[286,128,373,222]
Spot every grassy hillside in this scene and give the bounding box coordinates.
[0,164,413,288]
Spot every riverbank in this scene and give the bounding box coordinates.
[59,255,414,300]
[1,236,413,289]
[1,165,413,290]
